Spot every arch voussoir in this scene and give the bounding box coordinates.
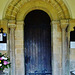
[5,0,70,20]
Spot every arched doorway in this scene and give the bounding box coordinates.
[24,10,52,75]
[5,0,71,75]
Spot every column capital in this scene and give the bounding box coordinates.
[17,20,24,25]
[60,20,69,29]
[8,20,16,28]
[51,20,60,24]
[69,19,75,31]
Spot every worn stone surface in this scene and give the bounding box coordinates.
[51,21,62,75]
[15,21,25,75]
[61,20,70,75]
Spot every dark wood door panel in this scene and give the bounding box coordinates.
[24,10,52,75]
[24,27,52,75]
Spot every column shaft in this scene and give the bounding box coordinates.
[10,28,16,75]
[60,20,69,75]
[62,28,66,75]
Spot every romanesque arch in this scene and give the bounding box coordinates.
[5,0,70,20]
[4,0,72,75]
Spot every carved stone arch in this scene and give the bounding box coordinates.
[4,0,71,75]
[5,0,70,20]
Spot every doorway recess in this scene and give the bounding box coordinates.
[24,10,52,75]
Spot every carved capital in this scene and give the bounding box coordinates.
[60,20,69,29]
[17,21,24,25]
[51,20,60,24]
[69,19,75,31]
[8,20,16,28]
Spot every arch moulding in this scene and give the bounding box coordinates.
[5,0,70,20]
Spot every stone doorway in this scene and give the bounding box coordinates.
[24,10,52,75]
[6,0,71,75]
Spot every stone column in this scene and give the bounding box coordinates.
[51,21,62,75]
[15,21,25,75]
[8,20,16,75]
[60,20,69,75]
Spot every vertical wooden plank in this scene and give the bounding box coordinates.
[24,10,52,75]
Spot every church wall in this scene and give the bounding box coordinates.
[0,0,75,75]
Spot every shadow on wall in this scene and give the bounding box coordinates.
[70,27,75,48]
[70,27,75,41]
[70,71,75,75]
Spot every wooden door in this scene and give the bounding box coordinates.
[24,10,52,75]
